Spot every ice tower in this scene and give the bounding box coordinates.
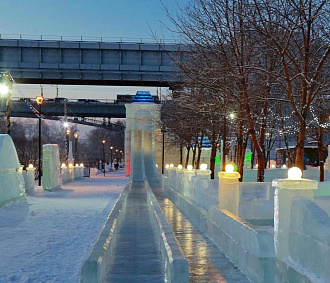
[125,91,161,186]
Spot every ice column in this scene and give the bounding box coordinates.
[42,144,61,191]
[274,169,318,260]
[23,165,35,194]
[0,134,25,206]
[218,169,241,216]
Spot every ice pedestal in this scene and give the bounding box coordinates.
[0,134,25,206]
[274,178,318,261]
[218,171,241,216]
[183,169,195,198]
[42,144,61,191]
[23,167,35,194]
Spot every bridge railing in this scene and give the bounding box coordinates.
[0,33,179,44]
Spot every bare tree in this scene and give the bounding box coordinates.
[250,0,330,171]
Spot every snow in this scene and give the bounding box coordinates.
[0,169,128,283]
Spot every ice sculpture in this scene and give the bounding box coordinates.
[0,134,25,206]
[274,168,318,260]
[42,144,61,191]
[218,165,241,215]
[22,165,35,194]
[125,91,161,185]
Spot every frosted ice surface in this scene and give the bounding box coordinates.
[0,134,25,206]
[42,144,61,191]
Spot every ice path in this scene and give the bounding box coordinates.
[153,187,250,283]
[105,183,166,282]
[0,171,128,283]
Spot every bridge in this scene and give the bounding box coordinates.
[0,98,129,131]
[0,38,186,87]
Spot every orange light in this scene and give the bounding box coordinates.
[74,133,78,138]
[36,96,44,105]
[102,140,106,144]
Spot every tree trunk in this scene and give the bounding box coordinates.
[185,145,191,169]
[210,144,217,179]
[196,133,204,170]
[180,144,183,165]
[318,126,324,182]
[295,121,306,172]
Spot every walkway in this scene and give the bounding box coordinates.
[105,183,166,282]
[153,187,250,283]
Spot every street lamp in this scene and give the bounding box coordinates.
[0,72,12,135]
[102,140,106,176]
[74,133,78,164]
[66,128,71,166]
[110,146,113,167]
[36,94,44,186]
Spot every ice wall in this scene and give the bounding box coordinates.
[0,134,25,206]
[42,144,61,191]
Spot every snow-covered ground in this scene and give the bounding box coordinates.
[0,169,128,283]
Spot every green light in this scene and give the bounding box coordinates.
[245,153,252,161]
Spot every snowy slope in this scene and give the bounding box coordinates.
[0,170,128,283]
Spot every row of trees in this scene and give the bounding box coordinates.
[161,0,330,181]
[0,117,125,170]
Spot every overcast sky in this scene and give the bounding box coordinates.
[0,0,189,100]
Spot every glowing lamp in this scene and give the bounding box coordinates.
[256,164,259,168]
[0,84,8,95]
[28,164,34,168]
[288,167,302,180]
[156,164,158,168]
[225,164,234,173]
[282,164,287,169]
[36,96,44,105]
[271,164,276,168]
[170,164,174,168]
[80,163,84,167]
[63,122,69,128]
[178,164,183,169]
[229,113,235,119]
[69,163,73,168]
[200,163,207,170]
[165,164,169,168]
[75,164,79,167]
[187,165,193,170]
[61,163,66,168]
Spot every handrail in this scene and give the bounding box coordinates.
[0,33,180,44]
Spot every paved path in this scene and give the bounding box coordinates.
[105,183,166,282]
[153,187,250,283]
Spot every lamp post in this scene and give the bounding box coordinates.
[110,146,113,167]
[0,72,12,135]
[102,140,106,176]
[74,133,78,164]
[161,128,166,174]
[36,94,44,186]
[66,128,70,166]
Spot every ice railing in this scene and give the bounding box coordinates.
[164,167,274,221]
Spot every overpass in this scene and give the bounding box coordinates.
[0,98,126,118]
[0,98,128,131]
[0,38,186,87]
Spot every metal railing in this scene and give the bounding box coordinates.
[0,33,180,44]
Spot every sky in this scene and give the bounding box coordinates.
[0,0,189,100]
